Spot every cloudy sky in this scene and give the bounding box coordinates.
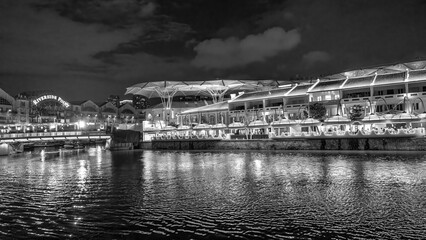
[1,0,426,101]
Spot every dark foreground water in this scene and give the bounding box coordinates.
[0,148,425,239]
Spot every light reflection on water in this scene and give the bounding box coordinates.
[0,149,425,239]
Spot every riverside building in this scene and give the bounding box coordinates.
[137,61,426,141]
[0,90,143,133]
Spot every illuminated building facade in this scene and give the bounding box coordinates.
[0,90,143,133]
[137,60,426,140]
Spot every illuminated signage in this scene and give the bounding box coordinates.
[32,95,70,108]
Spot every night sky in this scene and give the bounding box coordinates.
[1,0,426,102]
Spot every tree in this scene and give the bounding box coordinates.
[308,102,327,120]
[168,121,178,128]
[348,105,364,121]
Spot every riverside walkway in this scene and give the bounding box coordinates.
[0,131,111,143]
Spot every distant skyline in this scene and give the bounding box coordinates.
[1,0,426,102]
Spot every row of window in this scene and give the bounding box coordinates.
[375,104,404,112]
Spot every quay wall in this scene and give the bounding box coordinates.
[141,137,426,151]
[112,130,141,145]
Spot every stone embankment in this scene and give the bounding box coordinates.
[141,137,426,151]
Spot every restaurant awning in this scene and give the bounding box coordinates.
[248,120,268,128]
[324,115,351,124]
[388,112,419,122]
[211,123,227,129]
[193,124,212,129]
[299,118,321,125]
[228,122,246,128]
[361,114,385,123]
[271,118,298,126]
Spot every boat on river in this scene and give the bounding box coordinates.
[63,141,74,149]
[40,149,60,160]
[74,142,84,149]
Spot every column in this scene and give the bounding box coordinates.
[262,99,266,121]
[283,98,289,119]
[370,85,375,114]
[405,82,410,112]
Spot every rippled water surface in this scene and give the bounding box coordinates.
[1,148,426,239]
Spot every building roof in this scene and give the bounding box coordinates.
[407,69,426,82]
[0,88,15,105]
[125,79,292,98]
[230,88,291,103]
[286,84,312,97]
[340,75,374,89]
[17,90,55,98]
[323,60,426,80]
[69,100,88,105]
[374,72,405,86]
[308,79,345,93]
[150,100,214,109]
[180,101,229,114]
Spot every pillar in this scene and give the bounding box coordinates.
[370,85,375,114]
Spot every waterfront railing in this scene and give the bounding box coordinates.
[0,131,109,140]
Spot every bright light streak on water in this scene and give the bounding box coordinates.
[0,149,425,239]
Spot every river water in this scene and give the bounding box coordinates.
[0,147,425,239]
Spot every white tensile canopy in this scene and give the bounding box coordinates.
[125,81,189,109]
[125,79,291,109]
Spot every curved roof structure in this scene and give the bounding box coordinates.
[125,79,293,107]
[308,60,426,93]
[0,88,15,106]
[125,79,291,97]
[323,60,426,80]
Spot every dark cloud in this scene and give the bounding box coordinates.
[34,0,156,27]
[302,51,332,66]
[192,28,301,69]
[282,0,426,72]
[1,0,425,101]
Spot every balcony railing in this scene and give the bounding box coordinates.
[342,91,426,103]
[342,97,371,103]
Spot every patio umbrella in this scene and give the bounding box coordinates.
[361,114,385,123]
[193,123,212,129]
[228,122,246,128]
[324,115,351,124]
[177,125,191,130]
[299,117,321,125]
[161,125,177,131]
[248,120,268,128]
[389,112,419,122]
[211,123,227,129]
[417,112,426,119]
[271,118,298,126]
